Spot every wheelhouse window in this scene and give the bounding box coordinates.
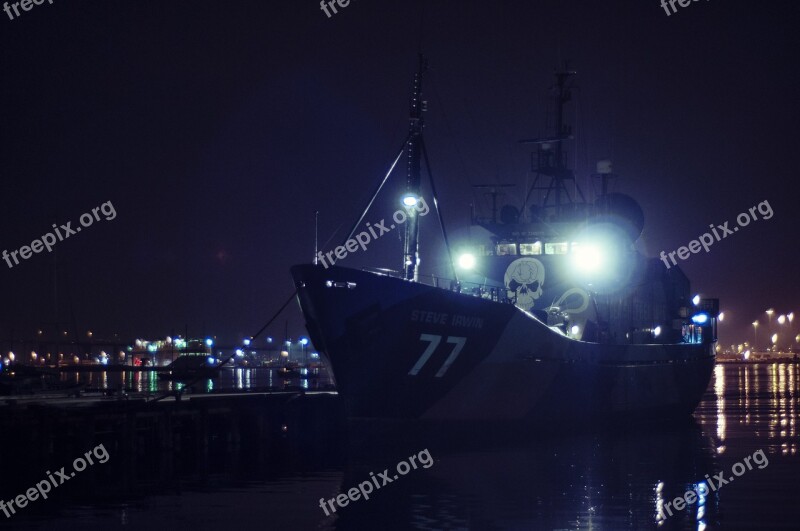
[519,242,542,255]
[496,243,517,256]
[545,242,568,255]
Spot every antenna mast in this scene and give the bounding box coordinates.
[403,55,428,281]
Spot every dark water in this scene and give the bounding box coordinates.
[1,363,798,530]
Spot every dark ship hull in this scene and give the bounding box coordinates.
[292,264,715,422]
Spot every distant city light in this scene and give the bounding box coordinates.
[653,326,662,337]
[691,313,709,325]
[778,315,786,325]
[207,356,216,365]
[718,312,724,322]
[205,338,214,347]
[235,349,244,357]
[771,333,778,344]
[692,295,701,306]
[243,338,251,346]
[266,337,273,343]
[570,325,580,336]
[299,338,309,346]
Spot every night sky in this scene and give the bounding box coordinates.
[1,0,798,347]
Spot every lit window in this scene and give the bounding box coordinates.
[520,242,542,255]
[496,243,518,256]
[545,242,568,255]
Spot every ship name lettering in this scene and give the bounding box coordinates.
[410,310,448,325]
[451,314,484,329]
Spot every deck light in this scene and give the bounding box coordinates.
[401,193,418,207]
[572,243,604,273]
[457,253,476,270]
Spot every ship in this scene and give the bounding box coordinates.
[291,58,718,422]
[157,339,223,381]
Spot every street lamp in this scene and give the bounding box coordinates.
[789,313,795,352]
[299,338,309,366]
[752,321,759,352]
[766,309,774,338]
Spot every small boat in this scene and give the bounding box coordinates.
[158,354,222,381]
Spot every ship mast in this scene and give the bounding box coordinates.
[403,55,427,281]
[520,66,585,222]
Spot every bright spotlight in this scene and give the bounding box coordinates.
[300,338,309,346]
[572,244,604,273]
[205,338,214,347]
[570,325,580,336]
[653,326,662,337]
[401,193,418,208]
[457,253,476,270]
[692,295,701,306]
[691,313,709,325]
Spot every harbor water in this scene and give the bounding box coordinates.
[0,362,798,530]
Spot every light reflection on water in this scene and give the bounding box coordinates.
[3,362,799,530]
[57,366,335,394]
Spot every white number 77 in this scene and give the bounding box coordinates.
[407,334,467,377]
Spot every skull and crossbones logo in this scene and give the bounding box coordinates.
[504,258,545,311]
